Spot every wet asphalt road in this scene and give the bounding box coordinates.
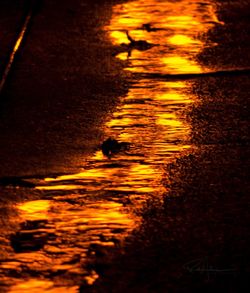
[87,76,250,292]
[0,0,249,292]
[0,0,128,177]
[85,1,250,292]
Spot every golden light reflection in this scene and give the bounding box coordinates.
[106,0,223,74]
[155,92,192,103]
[1,1,223,291]
[36,78,194,196]
[107,117,133,128]
[17,196,134,230]
[162,56,202,73]
[37,184,82,191]
[18,200,50,221]
[168,35,201,47]
[84,270,99,286]
[116,52,129,61]
[165,15,199,28]
[9,198,134,291]
[10,280,78,293]
[156,113,184,127]
[100,78,193,191]
[110,30,129,45]
[165,81,186,88]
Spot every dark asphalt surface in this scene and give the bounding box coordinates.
[0,0,128,177]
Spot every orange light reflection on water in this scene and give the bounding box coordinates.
[168,35,201,48]
[10,280,78,293]
[2,0,224,291]
[17,199,133,230]
[18,200,50,221]
[37,79,193,195]
[162,56,202,73]
[107,0,222,74]
[11,198,133,291]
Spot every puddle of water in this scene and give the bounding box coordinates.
[0,0,223,291]
[108,0,222,74]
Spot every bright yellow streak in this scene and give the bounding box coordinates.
[18,200,50,221]
[156,113,183,127]
[10,279,78,293]
[116,15,143,27]
[162,56,202,73]
[107,117,132,128]
[165,15,200,28]
[165,81,186,88]
[168,34,201,47]
[0,11,32,93]
[117,52,128,61]
[155,92,192,103]
[119,132,134,140]
[110,30,129,45]
[37,184,81,191]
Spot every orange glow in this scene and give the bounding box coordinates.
[10,280,78,293]
[84,270,99,286]
[106,0,222,74]
[155,92,192,103]
[37,184,82,190]
[9,198,134,291]
[18,200,50,220]
[156,113,183,127]
[162,56,202,73]
[110,30,129,45]
[165,15,199,28]
[168,35,201,47]
[116,52,129,61]
[1,1,223,291]
[164,81,186,88]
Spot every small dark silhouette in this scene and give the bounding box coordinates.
[125,30,154,51]
[101,138,130,157]
[112,30,156,58]
[142,23,158,32]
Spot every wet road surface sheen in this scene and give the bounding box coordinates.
[0,0,224,291]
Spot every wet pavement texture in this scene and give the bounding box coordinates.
[0,0,128,177]
[0,0,249,292]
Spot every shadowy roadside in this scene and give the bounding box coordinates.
[0,0,129,178]
[197,0,250,70]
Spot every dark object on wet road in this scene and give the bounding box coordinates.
[142,23,160,32]
[125,30,154,51]
[112,30,156,58]
[101,138,130,157]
